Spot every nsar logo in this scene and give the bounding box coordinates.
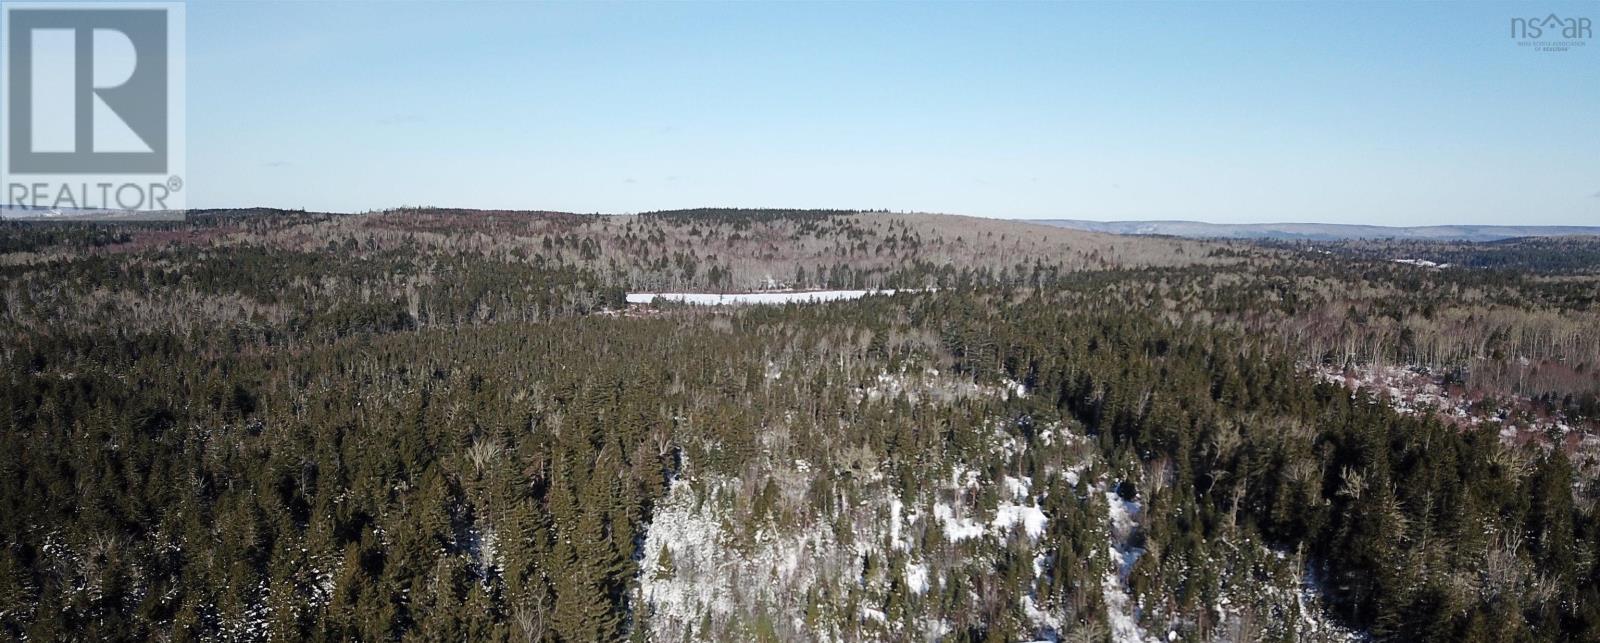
[1510,13,1592,53]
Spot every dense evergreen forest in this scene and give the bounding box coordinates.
[2,209,1597,641]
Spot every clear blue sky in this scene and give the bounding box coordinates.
[187,1,1599,225]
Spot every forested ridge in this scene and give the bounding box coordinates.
[1,210,1597,641]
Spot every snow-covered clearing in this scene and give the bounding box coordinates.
[626,290,902,305]
[1392,258,1450,268]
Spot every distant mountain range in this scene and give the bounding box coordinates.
[1029,220,1600,242]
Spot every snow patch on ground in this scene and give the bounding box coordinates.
[637,470,952,640]
[993,503,1049,539]
[859,368,1025,404]
[1295,562,1366,642]
[1312,363,1591,446]
[905,563,929,595]
[933,502,987,542]
[637,476,843,639]
[1101,483,1156,643]
[1392,258,1450,268]
[1102,572,1157,643]
[930,475,1049,543]
[1002,475,1032,500]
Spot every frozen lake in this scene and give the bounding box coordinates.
[625,290,901,305]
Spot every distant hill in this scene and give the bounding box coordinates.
[0,205,183,222]
[1030,219,1600,242]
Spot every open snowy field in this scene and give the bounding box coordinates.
[626,290,903,305]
